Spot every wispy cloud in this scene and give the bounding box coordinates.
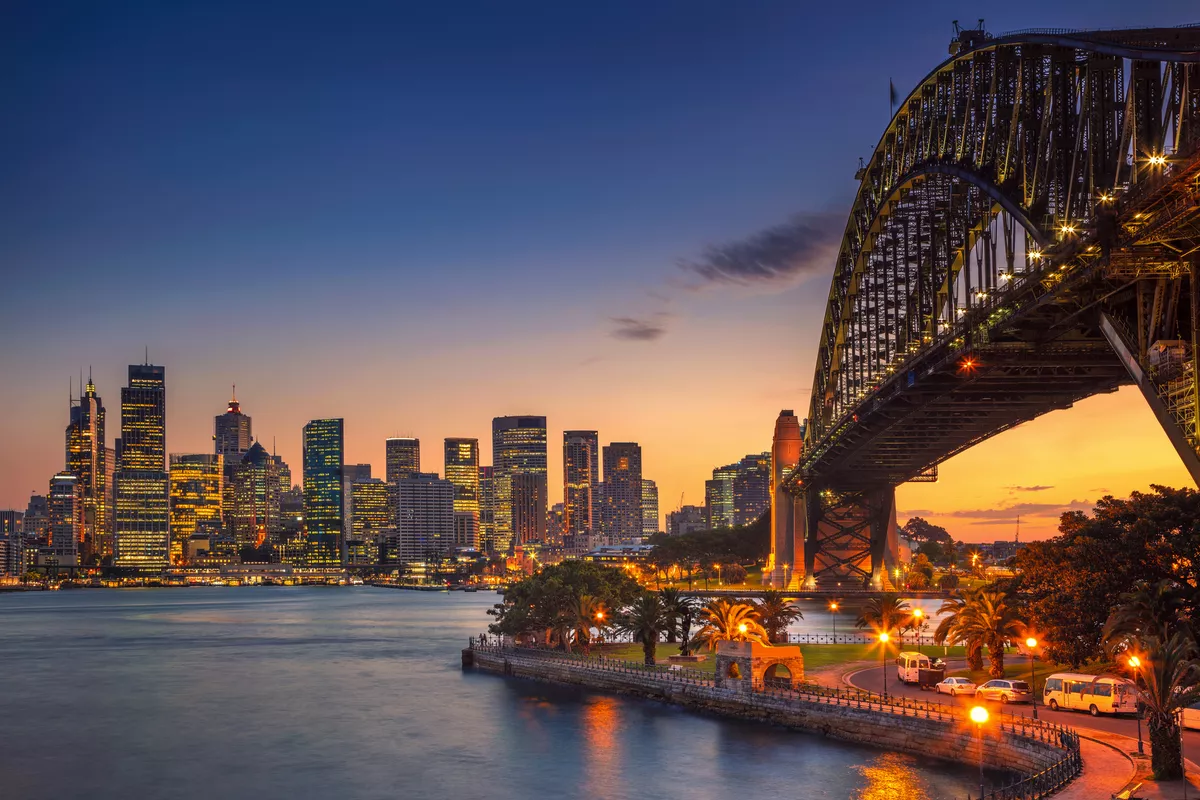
[1004,485,1055,492]
[609,315,668,342]
[942,499,1094,524]
[676,212,842,289]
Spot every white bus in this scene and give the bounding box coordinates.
[1042,673,1138,716]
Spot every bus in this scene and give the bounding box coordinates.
[1042,673,1138,716]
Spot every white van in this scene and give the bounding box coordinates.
[1042,673,1138,716]
[896,651,933,684]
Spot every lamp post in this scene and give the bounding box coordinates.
[1026,637,1039,720]
[970,705,989,799]
[1129,655,1144,755]
[880,632,891,699]
[913,609,924,656]
[829,602,839,644]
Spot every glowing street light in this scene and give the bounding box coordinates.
[880,632,891,699]
[829,601,839,643]
[1025,637,1039,720]
[737,622,748,635]
[1129,655,1145,755]
[970,705,990,798]
[913,608,925,656]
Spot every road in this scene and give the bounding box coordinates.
[846,661,1200,752]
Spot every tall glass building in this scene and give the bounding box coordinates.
[230,443,284,551]
[492,416,547,553]
[601,442,642,545]
[48,471,82,566]
[303,418,344,566]
[66,373,107,560]
[563,430,599,549]
[168,453,224,564]
[642,479,659,538]
[114,363,170,570]
[214,390,252,462]
[444,438,479,550]
[477,466,495,552]
[385,438,421,483]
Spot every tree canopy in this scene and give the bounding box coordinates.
[487,560,643,640]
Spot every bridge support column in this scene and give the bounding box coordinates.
[767,410,803,588]
[797,486,899,590]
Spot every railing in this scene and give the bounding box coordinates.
[785,633,944,646]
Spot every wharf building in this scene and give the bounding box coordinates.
[303,418,344,567]
[385,437,421,483]
[477,466,496,553]
[601,442,643,545]
[562,430,599,551]
[492,416,547,552]
[168,454,224,565]
[65,373,108,560]
[641,479,659,538]
[114,363,170,570]
[444,438,480,550]
[47,472,83,567]
[391,472,454,562]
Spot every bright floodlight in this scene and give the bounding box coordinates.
[913,609,924,619]
[737,623,747,634]
[1129,655,1142,669]
[970,706,989,724]
[879,632,890,643]
[1025,637,1037,648]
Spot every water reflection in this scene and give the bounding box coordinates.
[581,696,620,800]
[855,752,931,800]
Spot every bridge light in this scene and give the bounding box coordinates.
[1028,249,1042,260]
[1059,224,1076,236]
[999,272,1013,281]
[1147,154,1168,167]
[1098,193,1114,203]
[958,356,978,374]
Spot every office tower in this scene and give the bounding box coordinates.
[342,463,372,541]
[547,502,566,547]
[563,430,599,548]
[24,495,49,545]
[492,416,547,553]
[392,473,454,562]
[302,419,344,566]
[667,505,708,536]
[444,438,479,550]
[168,454,224,564]
[48,472,83,566]
[642,479,659,538]
[350,479,390,564]
[1,510,23,576]
[214,389,252,462]
[601,442,642,545]
[275,456,292,491]
[65,373,107,559]
[101,447,116,556]
[733,452,771,526]
[385,438,421,483]
[229,443,283,550]
[705,463,737,529]
[477,466,496,553]
[114,363,170,570]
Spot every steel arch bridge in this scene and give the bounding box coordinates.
[768,23,1200,591]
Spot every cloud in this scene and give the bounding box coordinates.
[609,315,668,342]
[1004,485,1055,492]
[677,211,842,289]
[941,499,1094,522]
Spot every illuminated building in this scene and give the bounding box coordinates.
[168,454,224,564]
[492,416,547,553]
[114,363,170,570]
[642,479,659,538]
[214,389,252,462]
[1,510,23,576]
[601,442,642,545]
[386,437,421,483]
[102,447,116,556]
[393,473,454,562]
[563,430,599,550]
[24,495,49,545]
[65,372,107,559]
[342,462,372,541]
[733,452,771,526]
[705,463,737,529]
[667,505,707,536]
[477,466,496,552]
[48,472,83,566]
[349,479,390,564]
[546,502,566,548]
[444,438,479,550]
[229,443,283,551]
[302,418,344,566]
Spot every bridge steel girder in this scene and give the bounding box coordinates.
[777,486,899,591]
[796,24,1200,492]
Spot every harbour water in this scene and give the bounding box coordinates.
[0,588,981,799]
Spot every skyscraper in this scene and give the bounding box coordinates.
[444,438,479,550]
[24,495,49,545]
[214,389,252,462]
[601,442,642,545]
[350,478,390,564]
[48,472,82,566]
[168,454,224,564]
[385,438,421,483]
[303,419,344,566]
[229,443,284,551]
[342,463,372,541]
[563,430,599,548]
[477,466,496,553]
[114,363,169,570]
[511,472,548,545]
[705,463,737,529]
[65,373,106,560]
[392,473,455,562]
[492,416,547,553]
[642,479,659,538]
[733,452,771,526]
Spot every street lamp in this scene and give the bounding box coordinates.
[913,609,924,655]
[829,602,839,644]
[970,705,989,798]
[1129,655,1145,755]
[1025,637,1039,719]
[880,632,891,699]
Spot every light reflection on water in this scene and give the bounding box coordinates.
[1,587,982,799]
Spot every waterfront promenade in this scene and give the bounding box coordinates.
[465,641,1083,799]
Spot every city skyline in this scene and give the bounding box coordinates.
[3,2,1198,542]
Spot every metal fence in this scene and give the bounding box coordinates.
[467,639,1082,799]
[784,632,945,646]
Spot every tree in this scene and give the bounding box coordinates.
[617,592,671,666]
[488,560,643,642]
[907,570,930,591]
[1103,580,1200,779]
[911,553,934,580]
[938,573,959,590]
[958,588,1025,677]
[691,599,769,651]
[854,594,911,636]
[917,540,946,564]
[934,589,985,671]
[573,594,606,654]
[902,517,952,544]
[658,588,700,655]
[755,590,803,643]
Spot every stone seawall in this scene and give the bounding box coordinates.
[467,648,1069,777]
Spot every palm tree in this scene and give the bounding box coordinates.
[934,589,985,671]
[1103,580,1200,780]
[756,590,803,644]
[957,588,1024,677]
[691,599,769,652]
[855,593,911,637]
[573,594,606,654]
[659,588,700,655]
[617,592,670,666]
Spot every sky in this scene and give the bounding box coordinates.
[1,1,1196,542]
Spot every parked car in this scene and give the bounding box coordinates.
[935,677,977,697]
[974,679,1033,704]
[1042,673,1137,716]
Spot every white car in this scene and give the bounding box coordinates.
[935,677,977,697]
